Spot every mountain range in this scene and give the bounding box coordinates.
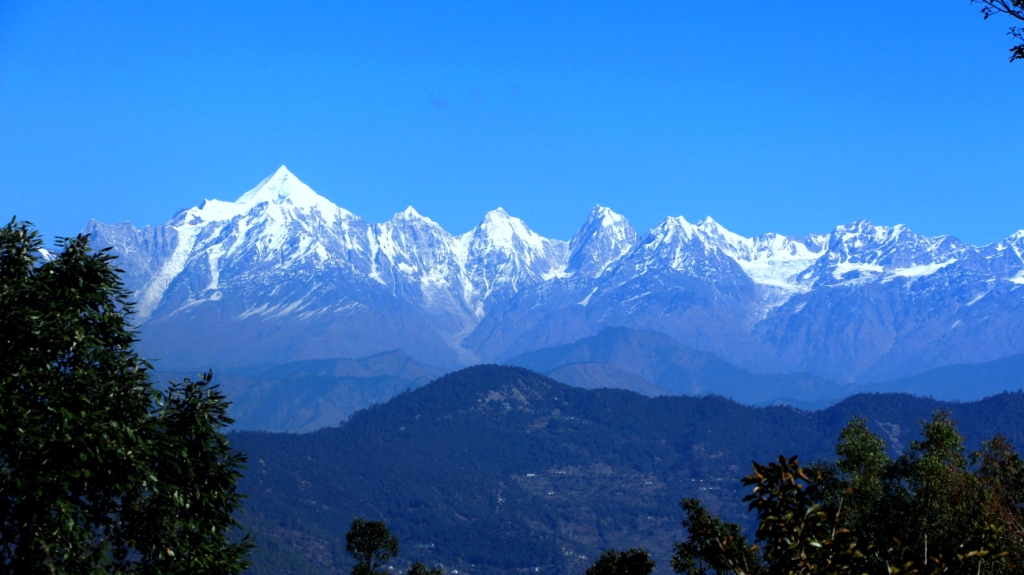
[85,166,1024,388]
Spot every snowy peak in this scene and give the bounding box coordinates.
[572,205,634,239]
[628,215,716,274]
[391,206,430,222]
[381,206,446,235]
[646,216,697,245]
[235,165,300,204]
[473,208,541,244]
[186,166,355,226]
[462,208,556,257]
[589,205,630,229]
[373,206,454,271]
[567,205,638,277]
[789,221,969,286]
[694,216,747,253]
[457,208,569,288]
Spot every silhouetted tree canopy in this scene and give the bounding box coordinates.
[586,548,655,575]
[346,517,399,575]
[973,0,1024,60]
[407,561,444,575]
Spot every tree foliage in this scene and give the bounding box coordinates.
[972,0,1024,61]
[673,412,1024,574]
[0,219,250,573]
[407,562,444,575]
[586,548,655,575]
[346,518,399,575]
[673,498,759,575]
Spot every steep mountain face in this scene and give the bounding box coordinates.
[85,167,1024,381]
[566,206,638,278]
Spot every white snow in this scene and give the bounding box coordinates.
[651,216,827,294]
[723,231,826,292]
[888,259,956,278]
[196,165,355,227]
[136,223,200,320]
[206,244,224,290]
[831,262,884,280]
[469,208,550,258]
[578,287,598,306]
[966,291,989,306]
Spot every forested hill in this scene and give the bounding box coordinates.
[231,365,1024,575]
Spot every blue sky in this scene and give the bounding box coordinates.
[1,1,1021,245]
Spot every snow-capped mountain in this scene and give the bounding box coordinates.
[566,206,637,278]
[84,166,1024,382]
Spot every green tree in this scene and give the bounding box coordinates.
[346,517,399,575]
[586,548,655,575]
[743,456,866,574]
[673,498,760,575]
[972,434,1024,571]
[0,220,250,573]
[673,412,1022,574]
[816,411,1014,573]
[972,0,1024,61]
[407,561,443,575]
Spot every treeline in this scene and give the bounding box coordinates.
[668,412,1024,574]
[338,411,1024,574]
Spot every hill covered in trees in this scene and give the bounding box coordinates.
[231,365,1024,574]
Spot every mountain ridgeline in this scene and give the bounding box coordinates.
[86,166,1024,385]
[157,326,1024,432]
[232,365,1024,575]
[155,350,445,432]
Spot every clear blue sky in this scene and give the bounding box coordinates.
[1,1,1021,245]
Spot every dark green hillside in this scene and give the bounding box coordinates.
[231,365,1024,574]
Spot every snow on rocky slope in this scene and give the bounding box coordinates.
[84,167,1024,381]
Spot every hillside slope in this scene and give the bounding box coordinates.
[231,365,1024,574]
